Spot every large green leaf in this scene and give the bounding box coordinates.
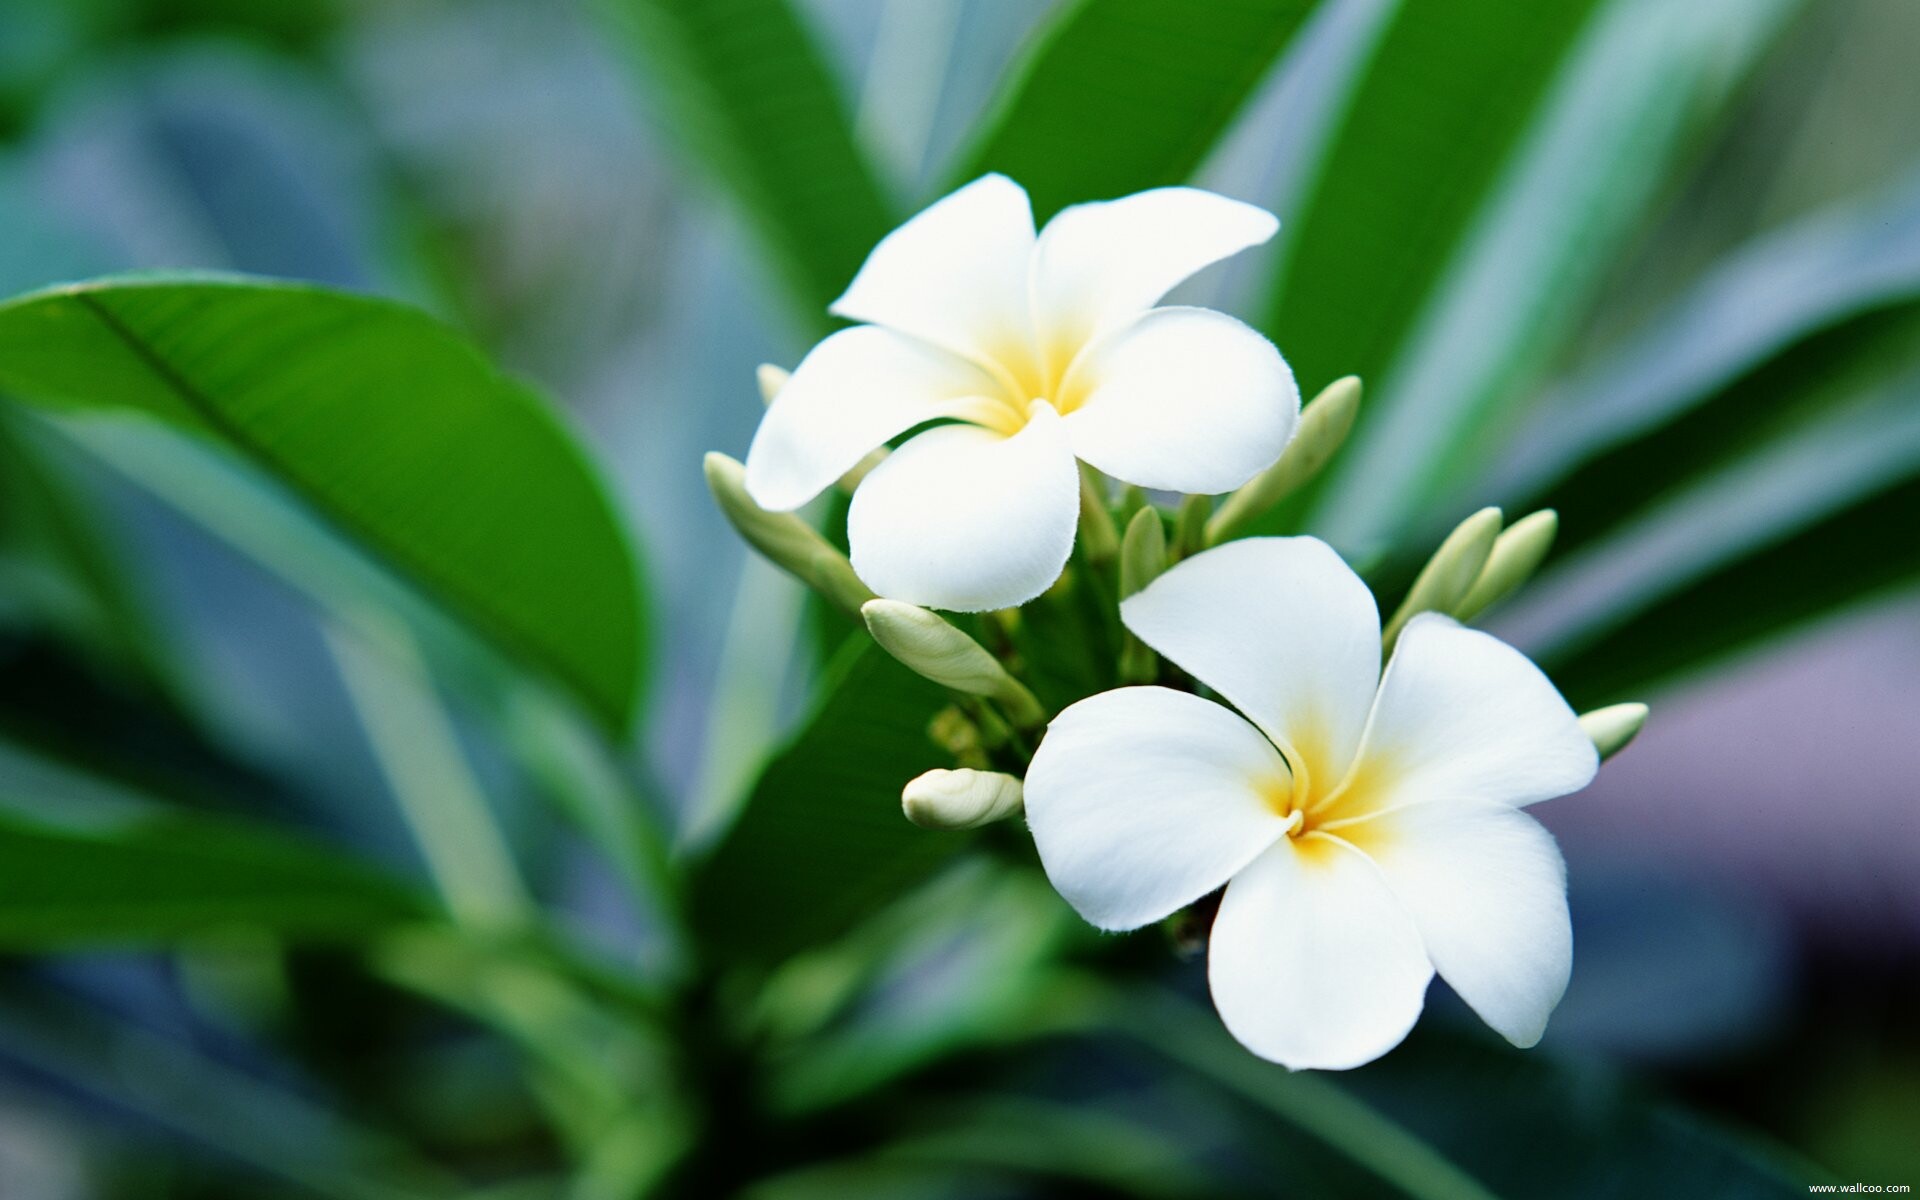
[593,0,895,325]
[1492,171,1920,549]
[0,411,173,688]
[0,275,646,730]
[1260,0,1606,398]
[949,0,1322,221]
[1278,0,1797,551]
[0,809,427,946]
[1517,379,1920,706]
[1473,179,1920,701]
[1105,988,1809,1198]
[690,642,957,965]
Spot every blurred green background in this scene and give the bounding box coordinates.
[0,0,1916,1195]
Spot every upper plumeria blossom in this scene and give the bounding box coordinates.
[744,175,1299,611]
[1024,537,1599,1070]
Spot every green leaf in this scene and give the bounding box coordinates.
[950,0,1322,221]
[1477,179,1920,701]
[592,0,895,325]
[690,642,958,965]
[0,809,428,946]
[1276,0,1797,550]
[1493,172,1920,550]
[0,274,647,731]
[0,983,452,1200]
[1104,987,1808,1199]
[1514,379,1920,705]
[1261,0,1606,399]
[0,411,173,689]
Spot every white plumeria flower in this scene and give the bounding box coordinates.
[1024,537,1599,1070]
[744,175,1299,612]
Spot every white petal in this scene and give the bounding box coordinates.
[1061,307,1299,494]
[1031,187,1279,345]
[846,403,1078,611]
[745,327,1002,511]
[1342,801,1570,1048]
[1351,613,1598,811]
[1208,836,1433,1070]
[830,175,1035,365]
[1025,687,1291,932]
[1121,537,1380,787]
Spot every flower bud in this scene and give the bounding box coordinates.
[704,452,875,617]
[1579,702,1648,761]
[1078,466,1119,566]
[1383,506,1502,652]
[901,768,1025,830]
[1119,505,1168,600]
[1206,376,1361,546]
[862,600,1046,729]
[755,363,790,405]
[1454,509,1558,622]
[1172,493,1211,560]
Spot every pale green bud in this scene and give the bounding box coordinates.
[1383,506,1503,652]
[1078,464,1119,566]
[1119,505,1168,600]
[1118,506,1169,683]
[1455,509,1558,622]
[704,453,875,618]
[862,600,1046,729]
[1580,702,1648,761]
[1206,376,1362,546]
[755,363,790,405]
[901,768,1025,830]
[1172,492,1211,560]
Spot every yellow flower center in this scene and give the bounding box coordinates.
[1258,728,1398,860]
[962,331,1097,436]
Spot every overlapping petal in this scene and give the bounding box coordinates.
[1121,538,1380,785]
[1343,800,1571,1048]
[1060,307,1299,494]
[830,174,1036,367]
[1025,687,1292,932]
[744,326,1002,511]
[1031,187,1279,346]
[1209,837,1433,1070]
[1351,614,1598,811]
[846,403,1078,611]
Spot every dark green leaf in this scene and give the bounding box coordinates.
[0,809,428,946]
[1107,988,1809,1199]
[0,411,173,688]
[1494,172,1920,551]
[1274,0,1797,550]
[1261,0,1606,399]
[0,983,450,1200]
[593,0,895,326]
[0,275,647,731]
[950,0,1321,221]
[690,642,957,965]
[1519,380,1920,706]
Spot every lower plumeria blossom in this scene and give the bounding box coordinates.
[744,174,1300,611]
[1024,537,1599,1070]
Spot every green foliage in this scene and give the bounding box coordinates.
[690,642,957,966]
[594,0,896,326]
[0,275,646,731]
[0,809,427,946]
[1280,0,1800,549]
[952,0,1322,221]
